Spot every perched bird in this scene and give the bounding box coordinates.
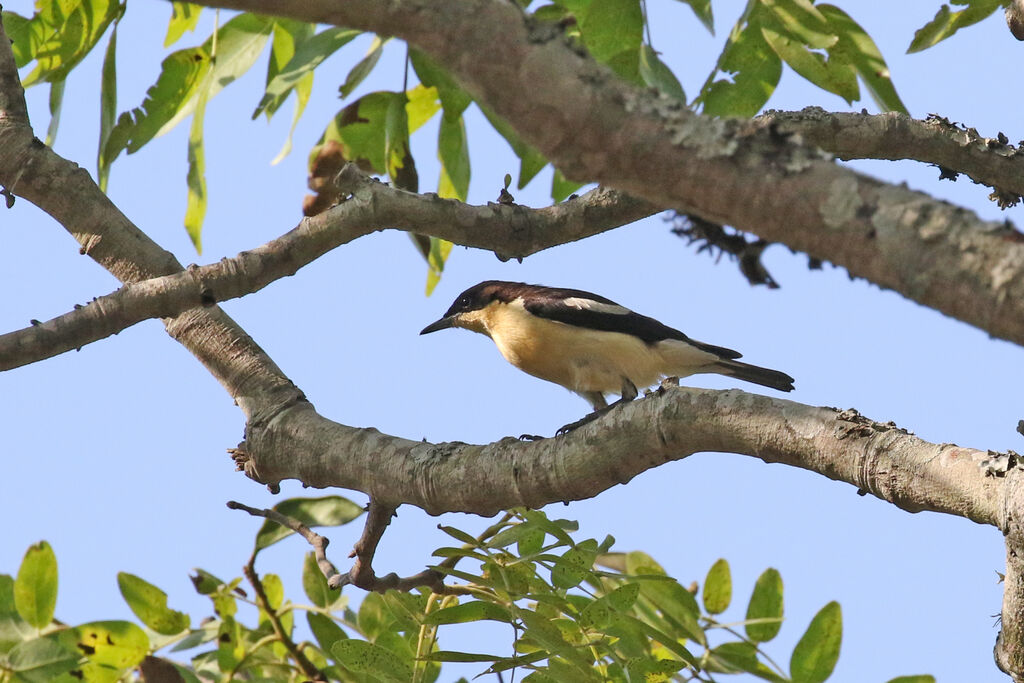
[421,281,794,431]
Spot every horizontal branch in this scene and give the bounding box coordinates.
[235,383,1006,526]
[196,0,1024,351]
[0,166,655,370]
[762,107,1024,201]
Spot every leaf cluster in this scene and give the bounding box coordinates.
[0,504,935,682]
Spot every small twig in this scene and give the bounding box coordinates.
[241,551,326,681]
[342,499,469,594]
[226,499,468,595]
[227,500,339,582]
[670,214,780,288]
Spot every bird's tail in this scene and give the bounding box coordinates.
[712,359,795,392]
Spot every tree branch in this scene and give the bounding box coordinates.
[0,166,656,370]
[761,107,1024,203]
[233,383,1006,526]
[192,0,1024,352]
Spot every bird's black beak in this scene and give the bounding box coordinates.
[420,315,458,335]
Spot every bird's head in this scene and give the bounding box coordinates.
[420,281,523,336]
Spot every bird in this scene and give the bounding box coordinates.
[420,281,794,433]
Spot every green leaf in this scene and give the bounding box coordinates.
[761,25,857,103]
[14,541,58,629]
[117,573,189,635]
[762,0,835,49]
[17,0,122,87]
[216,615,243,672]
[6,635,79,682]
[184,57,212,253]
[331,639,413,682]
[675,0,713,33]
[189,568,226,595]
[702,558,731,615]
[437,113,469,200]
[886,677,936,683]
[307,612,347,655]
[358,592,392,642]
[97,23,118,192]
[254,26,360,120]
[254,495,365,552]
[551,540,598,590]
[790,601,842,683]
[745,568,784,643]
[626,556,704,645]
[551,168,583,203]
[45,78,65,147]
[106,13,272,162]
[0,575,16,615]
[639,44,685,101]
[302,552,342,609]
[165,2,202,47]
[479,104,547,189]
[818,4,907,114]
[424,602,513,625]
[698,5,782,117]
[420,650,502,663]
[579,0,643,65]
[626,656,687,682]
[410,50,471,116]
[340,36,387,99]
[262,19,315,164]
[66,620,149,679]
[907,0,1001,53]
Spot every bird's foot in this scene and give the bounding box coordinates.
[556,406,611,436]
[518,433,546,441]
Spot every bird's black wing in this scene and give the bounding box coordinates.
[520,287,742,359]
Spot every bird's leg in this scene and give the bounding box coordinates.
[556,378,638,435]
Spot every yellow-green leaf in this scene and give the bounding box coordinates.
[14,542,57,629]
[790,601,842,683]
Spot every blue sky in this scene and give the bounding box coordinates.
[1,2,1021,681]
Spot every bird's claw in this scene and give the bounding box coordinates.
[518,433,546,441]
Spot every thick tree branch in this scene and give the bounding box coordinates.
[762,107,1024,202]
[194,0,1024,352]
[234,384,1005,525]
[0,167,656,370]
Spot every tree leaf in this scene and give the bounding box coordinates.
[14,541,57,629]
[117,573,189,635]
[307,612,347,655]
[97,23,118,191]
[424,602,513,625]
[907,0,1001,53]
[5,635,79,682]
[761,26,858,103]
[107,13,272,162]
[702,558,732,615]
[745,567,784,643]
[478,104,547,190]
[253,495,365,552]
[626,656,688,682]
[674,0,713,33]
[44,78,65,147]
[254,26,360,120]
[698,4,782,117]
[550,540,598,589]
[790,601,842,683]
[357,591,392,642]
[65,620,149,678]
[0,575,16,616]
[639,44,686,101]
[331,639,413,682]
[437,113,469,201]
[551,168,583,202]
[18,0,122,87]
[579,0,643,65]
[184,54,213,252]
[625,551,704,645]
[410,50,471,116]
[340,36,388,99]
[302,552,342,609]
[818,4,907,114]
[165,2,202,47]
[886,677,936,683]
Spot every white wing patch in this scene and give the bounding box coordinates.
[561,297,631,315]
